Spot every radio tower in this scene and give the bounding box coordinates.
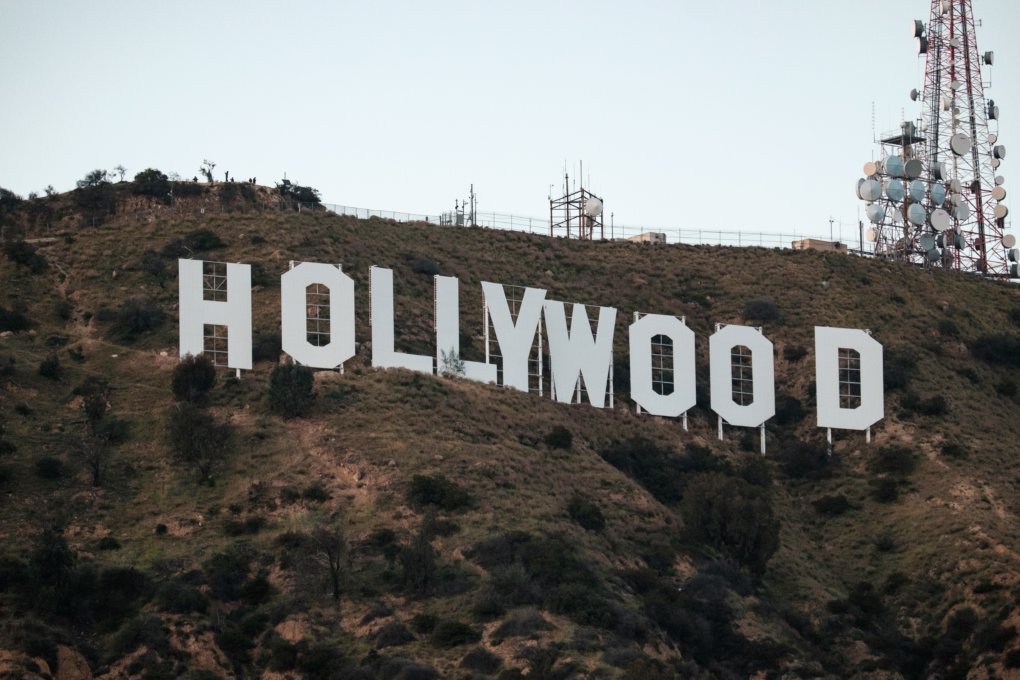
[856,0,1014,276]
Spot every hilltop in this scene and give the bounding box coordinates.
[1,180,1019,679]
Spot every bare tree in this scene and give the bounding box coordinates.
[311,522,348,604]
[113,165,127,182]
[200,160,216,183]
[79,377,111,486]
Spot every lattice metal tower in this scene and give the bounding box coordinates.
[856,0,1014,276]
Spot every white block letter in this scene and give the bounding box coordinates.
[481,282,546,391]
[370,266,433,373]
[281,262,355,369]
[435,276,497,383]
[815,327,884,430]
[544,301,617,408]
[709,324,775,427]
[178,259,252,369]
[629,314,695,417]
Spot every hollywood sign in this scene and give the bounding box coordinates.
[178,260,884,438]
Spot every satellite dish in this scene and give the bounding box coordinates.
[951,133,972,156]
[1003,234,1017,248]
[953,203,970,221]
[989,133,999,144]
[905,159,924,178]
[887,180,905,202]
[1012,263,1019,278]
[917,36,928,54]
[584,197,603,217]
[995,175,1005,186]
[855,178,867,200]
[955,233,966,249]
[931,182,947,206]
[1009,248,1019,263]
[932,162,944,179]
[885,156,905,178]
[994,204,1009,220]
[950,37,962,48]
[950,80,963,91]
[909,179,926,202]
[926,248,942,263]
[949,178,963,194]
[930,208,952,231]
[941,95,953,111]
[861,178,882,201]
[911,19,924,37]
[910,88,919,101]
[989,106,1000,121]
[863,161,880,177]
[992,185,1007,201]
[866,203,887,223]
[865,227,878,242]
[992,158,1002,169]
[920,233,936,251]
[908,203,927,226]
[993,145,1007,160]
[984,51,995,65]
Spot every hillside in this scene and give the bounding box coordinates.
[1,184,1019,679]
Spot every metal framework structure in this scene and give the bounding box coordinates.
[549,173,604,240]
[202,261,230,366]
[857,0,1014,276]
[484,285,544,395]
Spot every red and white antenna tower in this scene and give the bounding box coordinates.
[857,0,1015,276]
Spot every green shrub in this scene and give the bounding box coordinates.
[166,403,231,481]
[460,647,502,673]
[884,347,917,390]
[491,607,552,643]
[937,319,960,337]
[155,580,209,614]
[268,363,315,418]
[252,331,282,362]
[374,621,415,648]
[543,425,573,449]
[774,395,806,425]
[868,445,917,476]
[969,334,1020,367]
[410,612,438,634]
[812,494,851,516]
[599,437,686,504]
[742,298,780,322]
[412,257,441,276]
[34,456,64,479]
[940,442,968,459]
[38,353,60,379]
[132,168,170,202]
[107,615,170,660]
[110,297,164,339]
[302,482,330,502]
[567,494,606,531]
[430,620,480,648]
[171,354,217,402]
[97,536,121,551]
[0,306,29,332]
[775,439,830,479]
[3,240,47,273]
[782,345,807,362]
[406,474,473,511]
[184,228,225,251]
[995,380,1017,397]
[870,478,900,503]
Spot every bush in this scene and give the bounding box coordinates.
[870,478,900,503]
[107,615,170,660]
[543,425,573,449]
[374,621,415,649]
[407,474,473,511]
[567,494,606,531]
[252,331,282,362]
[167,403,231,481]
[38,353,60,379]
[742,298,780,322]
[430,620,480,648]
[775,439,830,479]
[110,297,164,338]
[155,581,209,613]
[3,240,47,273]
[941,442,968,459]
[884,347,917,390]
[868,445,917,476]
[460,647,502,673]
[900,392,948,416]
[411,257,441,276]
[302,482,330,502]
[35,456,64,479]
[970,334,1020,367]
[680,473,780,574]
[184,228,225,252]
[97,536,121,551]
[599,438,685,504]
[812,494,851,516]
[783,344,807,362]
[171,354,217,402]
[268,363,315,418]
[995,380,1018,397]
[0,306,29,332]
[774,395,806,425]
[491,608,552,643]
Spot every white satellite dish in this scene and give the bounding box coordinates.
[861,178,882,201]
[909,179,926,203]
[930,208,952,231]
[910,88,919,101]
[940,0,951,13]
[954,203,971,221]
[995,175,1005,186]
[950,37,962,48]
[584,197,603,217]
[885,156,905,178]
[989,133,999,145]
[931,182,947,206]
[917,36,928,54]
[950,80,962,91]
[908,203,927,226]
[992,185,1007,201]
[956,233,967,249]
[1010,250,1019,265]
[905,159,924,179]
[855,178,867,200]
[926,248,942,263]
[984,51,995,65]
[994,204,1009,220]
[993,145,1007,160]
[865,227,878,242]
[950,133,972,156]
[863,161,880,177]
[949,178,963,194]
[911,19,924,37]
[920,233,936,251]
[993,158,1002,169]
[887,180,906,202]
[989,106,1000,121]
[866,203,887,224]
[941,96,953,111]
[1003,234,1017,248]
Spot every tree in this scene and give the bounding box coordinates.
[166,403,231,482]
[439,348,465,377]
[79,377,111,486]
[310,522,348,604]
[76,169,109,189]
[171,354,217,403]
[399,517,438,596]
[200,159,216,183]
[268,363,315,418]
[133,168,170,202]
[74,169,116,225]
[113,164,127,182]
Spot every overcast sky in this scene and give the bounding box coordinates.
[1,0,1016,240]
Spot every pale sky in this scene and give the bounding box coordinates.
[1,1,1016,240]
